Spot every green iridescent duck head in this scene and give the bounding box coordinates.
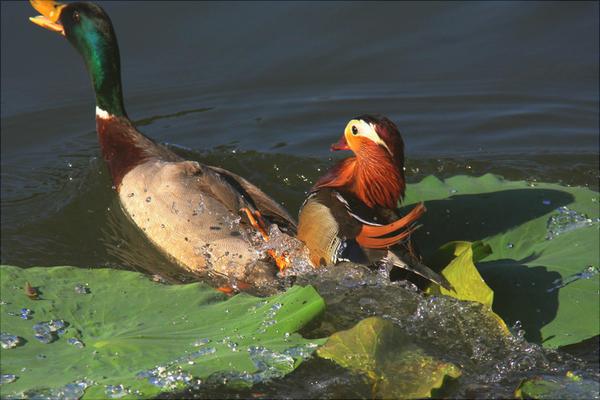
[30,0,126,117]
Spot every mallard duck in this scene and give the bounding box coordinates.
[29,0,296,288]
[297,115,451,289]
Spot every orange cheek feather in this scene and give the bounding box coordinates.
[352,138,403,209]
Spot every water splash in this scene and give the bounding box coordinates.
[290,263,598,398]
[259,225,314,276]
[137,346,215,389]
[205,346,306,387]
[248,346,295,379]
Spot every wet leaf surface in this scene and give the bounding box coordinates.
[0,266,325,399]
[515,372,600,400]
[317,317,461,399]
[405,174,600,348]
[426,241,494,308]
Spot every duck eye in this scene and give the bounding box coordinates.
[73,11,80,23]
[351,126,358,135]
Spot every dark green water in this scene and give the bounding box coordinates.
[1,1,599,398]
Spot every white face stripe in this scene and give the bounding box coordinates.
[345,119,393,155]
[96,106,111,119]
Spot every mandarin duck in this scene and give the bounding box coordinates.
[297,115,451,289]
[29,0,296,288]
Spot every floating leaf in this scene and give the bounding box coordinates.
[317,317,461,399]
[426,241,494,308]
[515,372,600,399]
[0,266,326,399]
[404,174,600,348]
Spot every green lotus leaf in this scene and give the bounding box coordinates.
[515,372,600,399]
[0,265,326,399]
[317,317,461,399]
[403,174,600,348]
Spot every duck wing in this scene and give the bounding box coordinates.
[208,166,297,233]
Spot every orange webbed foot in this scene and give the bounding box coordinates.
[267,249,290,274]
[240,207,291,272]
[240,207,269,241]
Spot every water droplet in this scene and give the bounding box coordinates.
[33,320,68,344]
[137,365,193,390]
[146,196,152,203]
[74,284,89,294]
[449,188,458,194]
[192,338,210,347]
[67,338,85,349]
[105,384,130,398]
[20,308,33,320]
[542,199,551,205]
[507,243,514,249]
[547,265,600,292]
[22,380,89,399]
[0,333,22,349]
[0,374,18,385]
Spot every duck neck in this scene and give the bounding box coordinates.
[314,152,404,209]
[79,27,127,118]
[353,151,403,209]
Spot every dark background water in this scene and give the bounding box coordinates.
[3,1,598,270]
[1,1,599,397]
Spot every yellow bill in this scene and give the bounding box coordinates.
[29,0,66,35]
